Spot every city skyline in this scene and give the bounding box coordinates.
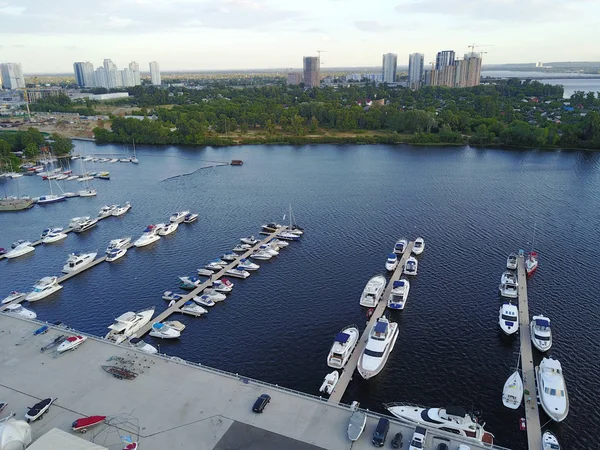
[0,0,599,72]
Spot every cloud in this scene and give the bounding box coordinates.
[354,20,395,32]
[0,4,25,15]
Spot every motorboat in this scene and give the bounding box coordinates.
[4,304,37,319]
[37,194,66,204]
[0,416,33,447]
[42,229,67,244]
[542,431,561,450]
[154,223,167,234]
[225,268,250,278]
[384,404,494,445]
[179,276,202,289]
[203,289,227,302]
[327,325,360,369]
[181,301,208,316]
[25,398,56,422]
[62,252,97,273]
[385,253,398,272]
[98,204,117,217]
[105,306,155,344]
[56,335,87,353]
[318,370,339,395]
[233,244,252,252]
[73,218,98,233]
[158,222,178,236]
[162,291,184,302]
[134,226,161,247]
[170,211,190,224]
[184,213,198,223]
[536,357,569,422]
[119,158,131,163]
[526,251,538,276]
[69,216,90,228]
[25,277,63,302]
[106,247,127,262]
[240,235,258,245]
[41,227,63,239]
[270,238,289,248]
[506,253,518,270]
[359,275,386,308]
[499,271,518,294]
[250,250,272,260]
[64,191,78,198]
[97,172,110,180]
[205,261,224,271]
[128,337,158,354]
[262,222,282,232]
[347,402,367,441]
[2,291,26,304]
[260,243,280,255]
[111,202,132,216]
[499,302,519,335]
[71,415,106,433]
[404,257,418,275]
[212,279,233,292]
[193,295,215,307]
[357,317,399,379]
[221,252,238,261]
[109,158,118,163]
[149,322,181,339]
[106,237,131,252]
[66,175,79,181]
[164,320,186,331]
[4,242,35,259]
[11,239,28,248]
[238,258,259,271]
[387,279,410,310]
[197,268,215,277]
[393,238,408,254]
[412,237,425,255]
[276,231,300,241]
[502,371,523,409]
[78,188,97,197]
[530,315,552,352]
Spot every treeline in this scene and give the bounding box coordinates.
[0,128,74,170]
[29,94,97,116]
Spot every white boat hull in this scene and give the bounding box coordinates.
[134,234,161,247]
[502,371,523,409]
[357,322,398,379]
[25,284,63,302]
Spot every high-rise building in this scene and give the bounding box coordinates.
[463,52,483,87]
[121,68,135,87]
[435,50,455,70]
[149,61,161,85]
[102,59,121,88]
[0,63,26,89]
[287,73,303,85]
[73,62,95,88]
[408,53,424,90]
[129,61,141,86]
[94,67,109,89]
[381,53,398,84]
[303,56,320,88]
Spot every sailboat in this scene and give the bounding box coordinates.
[277,205,303,241]
[77,144,97,197]
[130,139,139,164]
[526,222,538,276]
[38,163,67,204]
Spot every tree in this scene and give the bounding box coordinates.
[22,127,45,149]
[25,142,39,159]
[50,133,74,156]
[309,117,319,133]
[0,139,10,156]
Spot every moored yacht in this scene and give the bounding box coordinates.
[359,275,386,308]
[5,242,35,259]
[179,276,202,289]
[403,257,418,276]
[536,357,569,422]
[276,230,300,241]
[542,431,561,450]
[261,222,282,232]
[250,250,272,260]
[393,238,408,254]
[106,247,127,262]
[240,236,258,245]
[98,205,117,217]
[158,222,178,236]
[42,229,67,244]
[203,289,227,302]
[387,279,410,310]
[77,188,97,197]
[221,252,238,261]
[128,337,158,354]
[133,226,161,247]
[502,371,523,409]
[37,194,66,204]
[499,302,519,335]
[212,278,234,292]
[2,291,26,304]
[205,260,225,271]
[73,218,98,233]
[225,268,250,279]
[506,253,518,270]
[530,315,552,352]
[232,243,252,252]
[385,253,398,272]
[193,295,215,307]
[258,243,279,256]
[25,276,63,302]
[238,258,259,271]
[357,317,399,379]
[69,216,90,228]
[319,370,339,395]
[149,322,181,339]
[4,303,37,319]
[105,306,155,344]
[197,268,215,277]
[412,237,425,255]
[526,251,538,276]
[41,227,63,239]
[181,301,208,316]
[270,238,289,248]
[326,325,360,369]
[106,237,131,252]
[170,211,190,224]
[183,213,198,223]
[62,252,97,273]
[111,202,131,216]
[499,271,518,298]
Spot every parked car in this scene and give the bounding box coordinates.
[409,426,427,450]
[252,394,271,413]
[391,431,403,448]
[372,417,389,447]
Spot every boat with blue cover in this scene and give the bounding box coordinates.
[387,279,410,309]
[327,325,360,369]
[179,276,202,290]
[403,257,418,276]
[531,315,552,352]
[357,317,399,379]
[393,238,408,254]
[149,322,181,339]
[499,302,518,335]
[385,253,398,272]
[162,291,184,302]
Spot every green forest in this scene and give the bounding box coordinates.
[0,129,74,170]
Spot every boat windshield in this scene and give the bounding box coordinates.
[501,314,517,321]
[534,333,551,341]
[544,387,565,397]
[548,444,559,450]
[364,348,384,357]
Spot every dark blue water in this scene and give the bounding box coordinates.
[2,143,599,449]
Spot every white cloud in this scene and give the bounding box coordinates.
[354,20,395,32]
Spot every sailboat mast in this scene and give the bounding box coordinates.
[531,222,536,251]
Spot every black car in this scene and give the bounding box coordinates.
[372,417,390,447]
[436,443,449,450]
[391,431,403,448]
[252,394,271,413]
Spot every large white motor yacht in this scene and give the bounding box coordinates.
[530,315,552,352]
[4,304,37,319]
[357,317,398,379]
[499,271,518,298]
[105,306,155,344]
[498,302,519,335]
[359,275,386,308]
[393,238,408,254]
[111,202,131,216]
[326,325,360,369]
[403,257,418,276]
[384,404,494,445]
[25,276,63,302]
[385,253,398,272]
[412,237,425,255]
[106,237,131,252]
[506,253,518,270]
[134,226,161,247]
[42,229,67,244]
[536,357,569,422]
[5,242,35,259]
[73,218,98,233]
[387,279,410,310]
[69,216,90,228]
[62,252,97,273]
[170,211,190,224]
[106,247,127,262]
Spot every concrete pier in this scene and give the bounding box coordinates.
[517,254,542,450]
[328,242,414,404]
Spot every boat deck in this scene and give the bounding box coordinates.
[517,255,542,450]
[328,242,414,404]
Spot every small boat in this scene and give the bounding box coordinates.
[42,229,67,244]
[347,402,367,442]
[56,335,87,353]
[25,276,63,302]
[270,238,289,248]
[526,251,538,275]
[105,307,155,343]
[225,268,250,279]
[164,320,186,331]
[499,302,519,335]
[64,191,78,198]
[221,252,238,261]
[41,335,66,352]
[4,242,35,259]
[134,226,161,247]
[387,279,410,310]
[24,398,56,422]
[106,237,131,252]
[109,158,118,163]
[181,301,208,316]
[128,337,158,354]
[72,415,106,433]
[66,175,79,181]
[403,257,418,276]
[2,291,26,304]
[119,158,130,163]
[502,370,524,409]
[158,222,179,236]
[41,227,63,239]
[55,174,68,180]
[98,204,117,217]
[184,213,198,223]
[258,243,279,256]
[412,237,425,255]
[359,275,386,308]
[69,216,90,228]
[205,261,224,271]
[231,159,243,165]
[536,357,569,422]
[0,247,6,255]
[542,431,561,450]
[4,303,37,319]
[357,316,399,379]
[393,238,408,254]
[197,268,215,277]
[327,325,360,369]
[530,315,552,352]
[193,295,215,307]
[149,322,181,339]
[499,271,518,298]
[319,370,339,395]
[106,247,127,262]
[62,252,97,273]
[507,253,518,270]
[78,188,97,197]
[385,253,398,272]
[238,258,259,271]
[233,243,252,252]
[203,289,227,302]
[212,279,233,292]
[179,276,202,289]
[262,222,282,232]
[112,202,132,216]
[170,211,190,224]
[276,231,300,241]
[162,291,184,302]
[250,250,272,260]
[97,172,110,180]
[240,235,258,245]
[73,218,98,233]
[38,194,67,204]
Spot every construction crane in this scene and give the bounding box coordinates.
[316,50,327,65]
[468,43,493,56]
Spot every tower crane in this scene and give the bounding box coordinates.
[316,50,327,65]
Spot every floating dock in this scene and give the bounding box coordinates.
[328,242,414,404]
[517,255,542,450]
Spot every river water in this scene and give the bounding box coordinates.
[1,143,599,449]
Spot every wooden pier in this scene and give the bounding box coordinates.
[517,254,542,450]
[328,242,414,404]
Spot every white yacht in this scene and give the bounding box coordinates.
[170,211,190,224]
[499,271,518,298]
[106,247,127,262]
[393,238,408,254]
[42,229,67,244]
[502,370,523,409]
[384,404,495,445]
[357,317,399,379]
[77,188,97,197]
[212,279,234,292]
[412,237,425,255]
[183,213,198,223]
[128,337,158,354]
[359,275,386,308]
[404,257,418,275]
[193,295,215,307]
[387,279,410,310]
[225,268,250,279]
[41,227,63,239]
[111,202,131,216]
[179,276,202,289]
[326,325,360,369]
[542,431,561,450]
[203,289,227,302]
[134,226,161,247]
[181,301,208,316]
[197,268,215,277]
[62,252,97,273]
[205,261,224,271]
[5,242,35,259]
[106,237,131,252]
[105,306,155,344]
[385,253,398,272]
[258,243,279,256]
[2,291,26,304]
[158,222,178,236]
[276,231,300,241]
[536,357,569,422]
[270,238,289,248]
[109,158,119,163]
[233,244,252,252]
[250,250,272,260]
[261,222,282,232]
[238,259,259,271]
[506,253,518,270]
[98,205,117,217]
[499,302,519,335]
[4,303,37,319]
[69,216,90,228]
[149,322,181,339]
[240,236,258,245]
[25,276,63,301]
[530,315,552,352]
[319,370,339,395]
[221,252,238,261]
[73,218,98,233]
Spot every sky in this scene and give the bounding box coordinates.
[1,0,599,73]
